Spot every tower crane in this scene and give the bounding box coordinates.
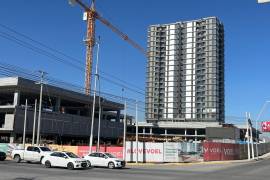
[69,0,146,95]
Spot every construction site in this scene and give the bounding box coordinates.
[0,0,265,148]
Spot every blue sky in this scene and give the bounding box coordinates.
[0,0,270,124]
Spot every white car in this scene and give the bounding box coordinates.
[11,146,52,163]
[42,151,89,170]
[83,152,125,169]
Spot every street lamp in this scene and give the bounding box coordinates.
[89,37,101,154]
[255,100,270,159]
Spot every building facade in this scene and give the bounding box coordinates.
[146,17,224,123]
[0,77,131,144]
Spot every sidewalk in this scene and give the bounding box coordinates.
[126,152,270,167]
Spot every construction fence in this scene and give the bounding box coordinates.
[125,141,202,162]
[1,141,270,162]
[203,142,270,161]
[0,141,202,162]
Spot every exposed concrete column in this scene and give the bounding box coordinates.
[184,129,187,141]
[9,133,16,143]
[150,127,153,134]
[195,129,198,151]
[100,107,103,120]
[195,129,198,142]
[165,129,168,142]
[143,127,145,134]
[13,91,20,106]
[55,97,61,112]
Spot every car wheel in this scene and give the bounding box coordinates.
[108,162,115,169]
[45,160,51,168]
[67,162,74,170]
[86,160,91,168]
[14,155,21,163]
[0,157,4,161]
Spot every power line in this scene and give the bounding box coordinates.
[0,23,145,95]
[99,69,145,92]
[100,76,145,96]
[0,31,84,71]
[0,23,84,66]
[0,30,144,95]
[0,63,146,106]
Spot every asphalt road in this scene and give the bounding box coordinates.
[0,159,270,180]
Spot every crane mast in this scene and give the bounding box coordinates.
[70,0,146,95]
[84,5,96,95]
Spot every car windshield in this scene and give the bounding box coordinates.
[104,153,116,158]
[40,147,51,151]
[66,152,79,158]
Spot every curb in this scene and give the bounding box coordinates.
[126,161,231,167]
[126,153,270,167]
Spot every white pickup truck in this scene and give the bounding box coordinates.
[11,146,52,163]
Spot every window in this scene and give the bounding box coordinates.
[58,153,67,158]
[40,147,51,152]
[50,152,60,157]
[26,146,34,151]
[33,147,40,153]
[104,153,116,158]
[89,153,98,157]
[98,153,106,158]
[66,152,79,158]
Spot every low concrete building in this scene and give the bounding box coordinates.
[0,77,129,145]
[127,121,222,142]
[127,122,260,142]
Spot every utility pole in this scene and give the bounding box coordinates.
[97,81,101,152]
[135,100,138,164]
[246,112,250,160]
[123,100,127,161]
[36,71,46,146]
[32,99,37,145]
[249,113,255,159]
[255,101,270,159]
[89,36,100,153]
[22,99,28,149]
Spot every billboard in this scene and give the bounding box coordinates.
[261,121,270,132]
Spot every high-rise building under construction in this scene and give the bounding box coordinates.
[146,17,224,123]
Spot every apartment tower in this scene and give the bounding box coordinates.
[146,17,224,123]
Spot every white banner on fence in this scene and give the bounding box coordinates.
[164,142,178,162]
[125,141,164,162]
[125,141,203,162]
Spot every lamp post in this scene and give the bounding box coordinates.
[255,100,270,159]
[89,37,100,154]
[135,100,138,164]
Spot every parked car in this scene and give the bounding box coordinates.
[11,146,52,163]
[83,152,125,169]
[0,151,6,161]
[42,151,89,170]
